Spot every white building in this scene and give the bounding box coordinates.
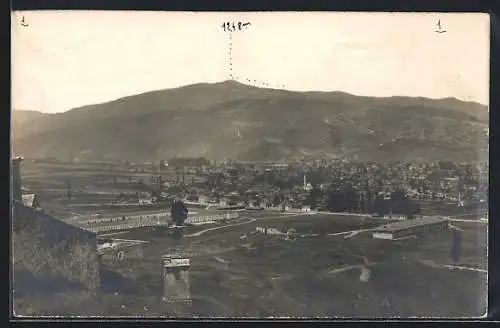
[372,216,449,240]
[303,174,313,192]
[22,194,41,209]
[383,214,407,221]
[198,195,209,204]
[301,205,312,212]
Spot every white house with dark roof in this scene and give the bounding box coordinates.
[22,194,41,209]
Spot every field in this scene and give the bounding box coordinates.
[12,162,488,318]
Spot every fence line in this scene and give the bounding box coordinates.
[88,220,168,233]
[81,211,240,225]
[185,213,239,224]
[82,212,170,225]
[85,212,240,233]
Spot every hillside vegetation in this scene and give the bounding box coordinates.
[12,81,489,163]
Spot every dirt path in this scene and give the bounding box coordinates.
[185,219,257,237]
[185,213,304,238]
[326,228,374,237]
[448,218,487,224]
[419,259,487,273]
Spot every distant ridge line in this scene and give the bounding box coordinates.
[13,80,488,115]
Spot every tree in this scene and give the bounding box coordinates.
[325,188,347,212]
[390,189,420,219]
[372,196,390,216]
[170,200,188,225]
[272,193,282,207]
[305,186,321,209]
[344,186,358,212]
[391,189,407,201]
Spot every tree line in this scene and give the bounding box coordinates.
[305,186,421,218]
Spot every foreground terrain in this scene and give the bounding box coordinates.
[14,213,487,318]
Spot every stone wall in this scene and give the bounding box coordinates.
[12,201,100,293]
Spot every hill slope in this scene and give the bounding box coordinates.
[11,81,489,163]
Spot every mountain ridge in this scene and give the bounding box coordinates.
[11,80,489,163]
[13,80,488,115]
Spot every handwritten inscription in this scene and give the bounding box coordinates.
[228,30,233,78]
[435,19,446,34]
[222,21,251,32]
[221,20,285,88]
[20,16,29,27]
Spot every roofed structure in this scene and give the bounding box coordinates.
[22,194,41,209]
[372,216,449,240]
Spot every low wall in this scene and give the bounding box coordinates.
[87,220,167,233]
[80,211,170,225]
[85,212,240,233]
[12,201,100,293]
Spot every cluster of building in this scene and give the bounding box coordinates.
[121,158,487,214]
[24,156,488,216]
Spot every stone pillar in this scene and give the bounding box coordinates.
[162,255,192,305]
[12,156,23,202]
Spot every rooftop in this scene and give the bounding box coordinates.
[21,193,40,207]
[374,216,449,233]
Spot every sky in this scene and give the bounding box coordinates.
[11,11,490,113]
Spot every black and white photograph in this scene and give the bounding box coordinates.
[10,11,489,318]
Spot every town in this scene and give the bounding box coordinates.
[30,156,488,218]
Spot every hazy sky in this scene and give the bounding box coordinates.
[11,11,489,113]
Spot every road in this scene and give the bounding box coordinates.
[185,213,305,238]
[327,228,375,238]
[314,211,487,224]
[185,219,258,237]
[319,212,370,217]
[185,209,487,239]
[98,231,131,237]
[448,218,487,224]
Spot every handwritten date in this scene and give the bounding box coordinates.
[221,21,251,32]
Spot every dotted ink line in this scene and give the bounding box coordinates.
[229,31,233,80]
[223,22,286,90]
[243,78,286,90]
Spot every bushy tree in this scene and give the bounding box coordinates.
[170,200,188,225]
[391,189,421,219]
